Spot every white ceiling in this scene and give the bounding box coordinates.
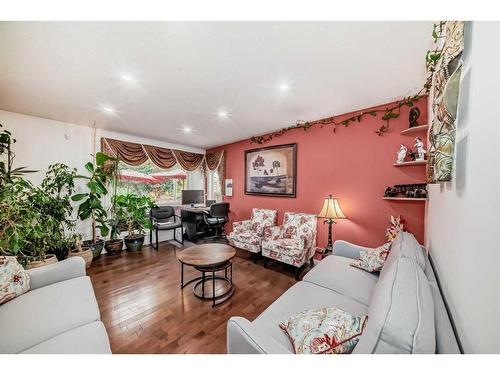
[0,21,433,149]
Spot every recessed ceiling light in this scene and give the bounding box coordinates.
[182,126,193,133]
[217,110,230,119]
[120,74,135,83]
[278,82,290,92]
[101,106,115,114]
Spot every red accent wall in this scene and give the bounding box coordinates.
[208,99,428,248]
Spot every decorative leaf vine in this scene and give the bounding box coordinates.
[250,22,446,144]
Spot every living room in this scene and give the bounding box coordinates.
[1,1,499,372]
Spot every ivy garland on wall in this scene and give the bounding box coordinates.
[251,22,446,145]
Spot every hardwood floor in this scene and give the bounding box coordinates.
[87,241,298,353]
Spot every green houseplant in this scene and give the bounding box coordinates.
[72,152,117,259]
[104,157,124,255]
[32,163,77,261]
[114,193,154,252]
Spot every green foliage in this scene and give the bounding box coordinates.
[0,124,37,186]
[0,179,48,263]
[113,193,155,236]
[72,152,117,242]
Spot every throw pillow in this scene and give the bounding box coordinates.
[0,256,30,305]
[279,307,368,354]
[350,243,391,273]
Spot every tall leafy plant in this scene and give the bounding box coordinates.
[0,124,36,186]
[114,193,154,237]
[72,152,117,243]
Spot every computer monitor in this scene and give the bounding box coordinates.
[181,190,204,206]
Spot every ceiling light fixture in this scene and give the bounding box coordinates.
[278,82,290,92]
[182,126,193,133]
[120,74,135,83]
[217,110,230,119]
[101,106,115,115]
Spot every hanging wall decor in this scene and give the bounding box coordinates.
[244,143,297,197]
[427,21,465,183]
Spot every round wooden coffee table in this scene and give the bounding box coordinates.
[177,243,236,307]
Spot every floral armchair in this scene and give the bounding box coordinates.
[228,208,278,254]
[261,212,317,279]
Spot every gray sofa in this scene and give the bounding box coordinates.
[227,232,460,354]
[0,257,111,354]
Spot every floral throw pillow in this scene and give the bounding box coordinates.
[350,243,391,273]
[279,307,368,354]
[0,256,30,305]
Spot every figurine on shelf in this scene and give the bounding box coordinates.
[396,144,408,164]
[414,137,426,161]
[409,107,421,128]
[384,186,398,197]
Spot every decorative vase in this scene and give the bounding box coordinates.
[25,254,58,270]
[47,247,69,261]
[82,239,105,260]
[105,239,123,256]
[124,234,145,252]
[68,248,93,269]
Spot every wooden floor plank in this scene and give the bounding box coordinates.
[88,242,298,353]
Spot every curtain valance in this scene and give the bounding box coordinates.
[100,138,225,179]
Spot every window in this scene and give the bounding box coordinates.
[207,170,222,202]
[116,161,188,205]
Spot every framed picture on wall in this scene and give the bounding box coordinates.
[225,178,233,197]
[244,143,297,197]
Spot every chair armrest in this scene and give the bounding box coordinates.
[27,257,86,291]
[332,240,370,260]
[263,225,283,241]
[232,220,251,233]
[227,317,291,354]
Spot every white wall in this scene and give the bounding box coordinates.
[425,22,500,353]
[0,110,205,245]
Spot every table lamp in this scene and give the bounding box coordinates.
[318,195,346,254]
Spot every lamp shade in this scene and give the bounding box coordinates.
[318,195,346,219]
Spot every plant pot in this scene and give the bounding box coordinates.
[68,248,93,269]
[26,254,58,270]
[82,239,105,260]
[47,247,69,261]
[105,239,123,256]
[124,234,145,252]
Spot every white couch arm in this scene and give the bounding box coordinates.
[332,240,370,260]
[227,317,291,354]
[27,257,86,290]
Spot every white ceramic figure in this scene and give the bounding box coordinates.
[414,137,426,161]
[397,144,408,164]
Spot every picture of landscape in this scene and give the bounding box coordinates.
[244,143,296,197]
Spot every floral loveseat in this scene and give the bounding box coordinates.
[261,212,317,279]
[228,208,278,254]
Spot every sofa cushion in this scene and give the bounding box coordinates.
[21,321,111,354]
[279,307,368,354]
[353,257,435,354]
[387,232,426,270]
[303,255,378,306]
[253,281,368,352]
[0,256,30,305]
[0,276,100,353]
[350,243,391,273]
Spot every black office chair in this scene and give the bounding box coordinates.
[203,202,230,242]
[150,206,183,249]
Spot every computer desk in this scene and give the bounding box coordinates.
[180,206,211,243]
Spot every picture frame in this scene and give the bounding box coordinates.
[244,143,297,197]
[225,178,233,197]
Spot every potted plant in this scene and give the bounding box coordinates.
[32,163,77,261]
[67,233,93,268]
[114,193,154,252]
[104,158,123,255]
[72,152,117,259]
